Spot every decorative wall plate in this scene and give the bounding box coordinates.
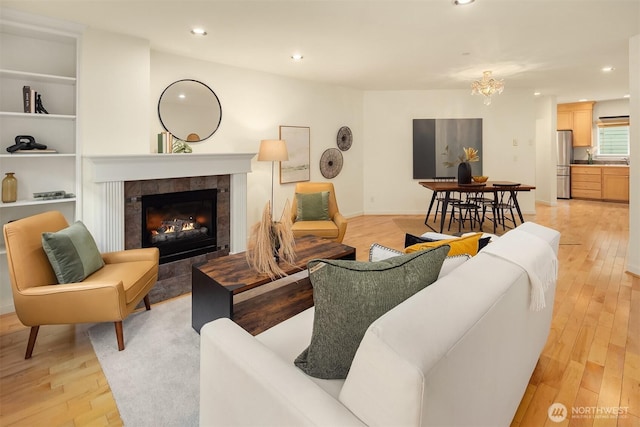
[337,126,352,151]
[319,148,343,179]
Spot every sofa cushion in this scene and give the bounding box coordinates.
[291,220,339,239]
[41,221,105,283]
[404,232,491,252]
[405,232,483,256]
[369,243,470,279]
[296,191,330,221]
[294,245,449,379]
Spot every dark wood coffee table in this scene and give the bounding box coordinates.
[192,235,356,334]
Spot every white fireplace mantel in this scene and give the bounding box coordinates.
[84,153,255,253]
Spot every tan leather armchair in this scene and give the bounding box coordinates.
[3,211,159,359]
[290,182,347,243]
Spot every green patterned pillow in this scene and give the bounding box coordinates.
[296,191,330,221]
[42,221,105,283]
[295,245,449,379]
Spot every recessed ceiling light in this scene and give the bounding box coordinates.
[578,98,588,102]
[601,66,614,72]
[453,0,475,5]
[178,94,186,99]
[623,94,630,98]
[190,28,207,36]
[533,92,541,96]
[291,53,303,61]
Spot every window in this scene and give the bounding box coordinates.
[597,120,629,157]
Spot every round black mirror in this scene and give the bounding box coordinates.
[158,79,222,142]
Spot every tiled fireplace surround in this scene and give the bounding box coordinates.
[85,153,254,303]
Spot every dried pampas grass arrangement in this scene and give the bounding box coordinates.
[246,199,296,279]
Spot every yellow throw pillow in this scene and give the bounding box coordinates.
[404,233,483,256]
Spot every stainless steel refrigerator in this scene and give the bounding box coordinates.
[556,130,573,199]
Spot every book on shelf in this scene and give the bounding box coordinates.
[30,88,36,113]
[12,149,58,154]
[157,131,173,153]
[22,86,30,113]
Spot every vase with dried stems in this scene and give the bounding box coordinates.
[246,200,296,279]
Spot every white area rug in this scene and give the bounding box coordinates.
[88,296,199,426]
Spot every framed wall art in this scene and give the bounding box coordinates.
[412,118,483,179]
[279,125,310,183]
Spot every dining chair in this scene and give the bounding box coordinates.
[430,176,459,225]
[483,185,520,231]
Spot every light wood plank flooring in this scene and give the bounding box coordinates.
[1,200,638,426]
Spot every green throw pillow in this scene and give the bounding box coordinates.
[296,191,330,221]
[42,221,105,284]
[294,245,449,379]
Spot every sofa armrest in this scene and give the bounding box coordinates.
[15,282,127,325]
[332,212,348,242]
[200,318,365,427]
[102,247,159,264]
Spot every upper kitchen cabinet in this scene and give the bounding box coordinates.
[557,101,595,147]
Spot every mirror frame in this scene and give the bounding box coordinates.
[157,79,222,142]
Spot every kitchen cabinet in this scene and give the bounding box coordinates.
[570,165,629,203]
[602,167,629,202]
[557,102,595,147]
[571,166,601,199]
[0,17,81,251]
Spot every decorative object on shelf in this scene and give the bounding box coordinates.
[258,139,289,218]
[7,135,48,153]
[172,140,193,153]
[32,190,74,200]
[2,172,18,203]
[35,93,49,114]
[471,70,504,105]
[158,79,222,142]
[337,126,353,151]
[246,200,296,279]
[319,148,344,179]
[279,126,310,183]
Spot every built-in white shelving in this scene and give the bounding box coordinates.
[0,10,82,313]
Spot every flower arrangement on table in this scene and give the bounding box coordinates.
[442,146,480,168]
[586,147,597,164]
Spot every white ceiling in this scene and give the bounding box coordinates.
[2,0,639,103]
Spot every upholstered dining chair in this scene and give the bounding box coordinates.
[3,211,159,359]
[290,182,347,243]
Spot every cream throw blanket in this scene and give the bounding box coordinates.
[481,225,558,311]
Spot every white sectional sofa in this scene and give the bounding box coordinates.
[200,222,560,426]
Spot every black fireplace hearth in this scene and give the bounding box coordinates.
[141,188,217,263]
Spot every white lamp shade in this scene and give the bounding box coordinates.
[258,139,289,161]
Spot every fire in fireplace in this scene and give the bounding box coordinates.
[141,189,217,263]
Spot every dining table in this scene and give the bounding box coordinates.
[418,180,536,233]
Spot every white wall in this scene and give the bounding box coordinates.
[149,51,364,227]
[535,96,557,206]
[362,89,539,216]
[628,34,639,276]
[79,29,151,234]
[78,29,363,233]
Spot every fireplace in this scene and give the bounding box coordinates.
[141,189,217,264]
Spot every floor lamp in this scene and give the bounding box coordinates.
[257,139,289,218]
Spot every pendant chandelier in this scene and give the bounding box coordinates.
[471,70,504,105]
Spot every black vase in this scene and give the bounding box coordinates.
[457,162,472,184]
